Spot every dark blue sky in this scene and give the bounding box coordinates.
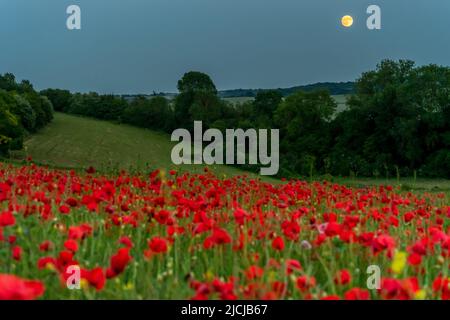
[1,0,449,93]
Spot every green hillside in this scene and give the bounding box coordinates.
[23,113,270,179]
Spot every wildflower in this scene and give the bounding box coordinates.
[0,274,45,300]
[344,288,370,300]
[272,236,285,251]
[59,205,70,215]
[12,246,22,261]
[334,269,351,285]
[391,251,407,274]
[64,239,79,253]
[106,248,132,279]
[148,237,168,254]
[0,211,15,227]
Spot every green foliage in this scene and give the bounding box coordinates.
[275,90,336,176]
[0,101,23,155]
[0,74,54,156]
[251,90,282,128]
[177,71,217,95]
[9,93,36,133]
[329,60,450,178]
[123,96,175,132]
[40,88,72,112]
[174,72,230,130]
[23,92,54,130]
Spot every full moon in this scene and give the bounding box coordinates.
[341,15,354,28]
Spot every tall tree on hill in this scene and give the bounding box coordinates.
[174,71,222,130]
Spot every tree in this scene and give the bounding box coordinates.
[0,92,24,155]
[251,90,282,128]
[177,71,217,95]
[10,94,36,133]
[0,73,18,91]
[274,90,336,176]
[330,60,450,177]
[0,74,54,156]
[41,89,72,112]
[123,96,175,132]
[175,71,221,129]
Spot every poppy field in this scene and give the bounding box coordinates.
[0,163,449,300]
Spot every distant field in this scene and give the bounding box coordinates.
[224,95,349,112]
[332,94,349,113]
[223,96,255,104]
[22,113,272,180]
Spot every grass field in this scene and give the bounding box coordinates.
[22,113,266,179]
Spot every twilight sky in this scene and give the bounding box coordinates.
[1,0,449,93]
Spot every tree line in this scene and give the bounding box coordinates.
[40,60,450,178]
[219,81,354,98]
[0,74,54,156]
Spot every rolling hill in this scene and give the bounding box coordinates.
[23,113,272,180]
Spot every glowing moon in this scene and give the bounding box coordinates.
[341,15,354,28]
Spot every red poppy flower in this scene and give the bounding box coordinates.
[64,239,79,253]
[245,265,264,280]
[271,236,285,251]
[296,275,316,292]
[148,237,168,254]
[408,253,422,266]
[59,205,70,215]
[0,211,15,227]
[8,235,16,244]
[203,228,232,249]
[37,257,57,270]
[334,269,351,285]
[68,224,93,240]
[65,198,78,207]
[82,267,106,291]
[233,208,248,225]
[0,274,45,300]
[106,247,132,278]
[325,222,341,237]
[39,240,53,252]
[344,288,370,300]
[12,246,22,261]
[119,236,133,248]
[154,210,170,225]
[286,259,302,274]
